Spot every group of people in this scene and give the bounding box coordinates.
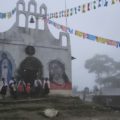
[0,77,50,99]
[0,77,17,99]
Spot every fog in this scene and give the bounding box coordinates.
[0,0,120,90]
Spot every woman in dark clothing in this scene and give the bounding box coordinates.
[0,78,7,99]
[26,83,31,98]
[0,85,7,99]
[34,78,43,96]
[43,78,50,95]
[9,82,17,99]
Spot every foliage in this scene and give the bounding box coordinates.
[85,54,120,87]
[100,75,120,88]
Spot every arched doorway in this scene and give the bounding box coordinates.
[18,56,43,86]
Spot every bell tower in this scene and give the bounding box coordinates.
[16,0,48,31]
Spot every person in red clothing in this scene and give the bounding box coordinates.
[17,80,26,98]
[26,83,31,97]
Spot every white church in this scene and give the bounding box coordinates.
[0,0,72,95]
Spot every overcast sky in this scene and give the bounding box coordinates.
[0,0,120,90]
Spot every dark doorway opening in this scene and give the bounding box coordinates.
[22,69,38,85]
[18,57,43,86]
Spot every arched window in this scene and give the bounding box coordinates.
[29,4,36,13]
[41,8,45,15]
[38,18,44,30]
[62,36,67,47]
[19,14,26,27]
[40,4,47,16]
[28,0,37,13]
[28,15,36,29]
[17,0,25,11]
[18,4,24,11]
[59,32,70,47]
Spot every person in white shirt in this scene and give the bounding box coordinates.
[9,77,17,99]
[34,78,43,96]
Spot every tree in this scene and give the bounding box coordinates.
[85,54,119,87]
[100,75,120,88]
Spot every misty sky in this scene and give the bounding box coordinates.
[0,0,120,90]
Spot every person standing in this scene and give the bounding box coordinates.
[17,79,26,98]
[26,83,31,98]
[43,78,50,95]
[34,78,43,96]
[0,78,8,99]
[9,77,17,99]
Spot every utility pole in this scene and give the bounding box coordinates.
[65,0,68,27]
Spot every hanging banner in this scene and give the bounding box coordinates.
[47,0,120,19]
[0,8,16,19]
[44,19,120,48]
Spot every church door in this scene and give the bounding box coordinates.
[18,57,43,86]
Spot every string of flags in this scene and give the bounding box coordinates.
[0,0,119,20]
[0,8,16,19]
[0,2,119,48]
[44,19,120,48]
[47,0,120,19]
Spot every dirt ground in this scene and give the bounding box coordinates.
[1,111,120,120]
[0,96,120,120]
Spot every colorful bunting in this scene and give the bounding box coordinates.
[0,2,119,49]
[48,0,120,19]
[45,19,120,48]
[0,0,119,20]
[0,8,16,19]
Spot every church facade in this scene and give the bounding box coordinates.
[0,0,72,94]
